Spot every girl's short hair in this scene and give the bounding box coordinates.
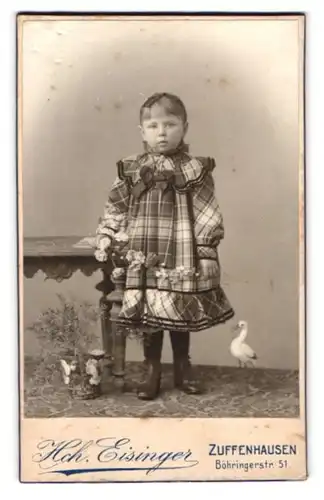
[140,92,188,123]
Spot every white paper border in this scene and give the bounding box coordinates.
[1,0,323,497]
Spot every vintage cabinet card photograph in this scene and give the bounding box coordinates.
[18,12,306,482]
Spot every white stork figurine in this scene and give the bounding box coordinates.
[230,320,257,368]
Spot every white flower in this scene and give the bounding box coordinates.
[176,266,185,279]
[126,250,146,270]
[128,252,146,271]
[94,249,108,262]
[133,251,146,264]
[114,231,129,243]
[114,213,127,223]
[129,262,142,271]
[112,267,126,280]
[169,269,180,284]
[126,250,136,262]
[154,266,196,284]
[156,268,169,281]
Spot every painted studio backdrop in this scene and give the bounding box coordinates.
[22,19,300,369]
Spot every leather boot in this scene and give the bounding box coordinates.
[137,331,164,400]
[169,331,203,394]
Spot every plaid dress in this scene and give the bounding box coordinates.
[96,148,234,332]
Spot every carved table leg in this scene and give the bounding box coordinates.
[99,295,113,378]
[96,268,114,385]
[107,278,126,393]
[112,324,126,392]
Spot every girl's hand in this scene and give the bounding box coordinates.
[94,235,112,262]
[97,236,111,251]
[94,249,108,262]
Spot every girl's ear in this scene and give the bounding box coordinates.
[138,124,145,140]
[183,121,189,136]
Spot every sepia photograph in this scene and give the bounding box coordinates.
[18,12,306,481]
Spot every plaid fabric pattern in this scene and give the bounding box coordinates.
[96,177,130,239]
[128,187,179,269]
[196,246,219,259]
[119,287,234,332]
[125,259,220,293]
[96,151,234,331]
[193,172,224,245]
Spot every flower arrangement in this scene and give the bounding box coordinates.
[95,227,154,282]
[94,224,200,340]
[156,265,198,283]
[95,226,200,287]
[94,210,128,264]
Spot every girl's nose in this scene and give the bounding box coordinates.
[157,126,166,136]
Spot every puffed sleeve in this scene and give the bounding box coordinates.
[94,177,130,262]
[192,171,224,249]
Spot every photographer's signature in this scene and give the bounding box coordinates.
[32,437,199,476]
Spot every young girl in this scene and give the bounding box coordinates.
[94,92,234,400]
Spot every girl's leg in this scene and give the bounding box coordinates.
[169,330,203,395]
[137,330,164,400]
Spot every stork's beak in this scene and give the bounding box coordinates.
[231,324,239,332]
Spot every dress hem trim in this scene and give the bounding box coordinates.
[116,308,235,332]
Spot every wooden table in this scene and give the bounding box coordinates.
[23,236,126,391]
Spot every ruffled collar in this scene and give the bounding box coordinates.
[117,147,215,198]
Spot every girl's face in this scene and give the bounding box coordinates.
[140,104,188,154]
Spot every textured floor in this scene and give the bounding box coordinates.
[24,357,299,418]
